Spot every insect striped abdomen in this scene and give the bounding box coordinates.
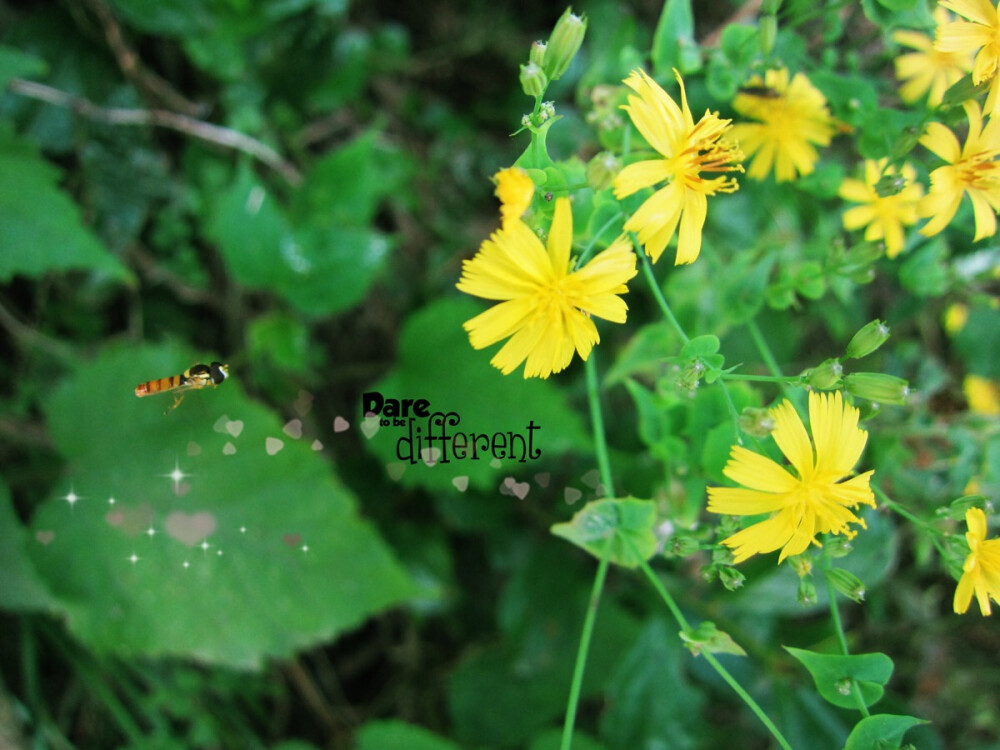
[135,375,184,397]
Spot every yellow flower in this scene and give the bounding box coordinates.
[954,507,1000,615]
[707,391,876,564]
[964,374,1000,414]
[944,302,970,332]
[919,101,1000,240]
[456,197,637,378]
[495,167,534,228]
[894,9,973,106]
[936,0,1000,114]
[612,68,743,266]
[728,68,836,183]
[838,159,925,258]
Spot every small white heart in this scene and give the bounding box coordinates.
[581,469,601,489]
[564,487,582,504]
[187,441,202,456]
[294,390,314,416]
[283,419,303,439]
[223,442,237,455]
[452,476,469,492]
[386,462,405,481]
[213,415,230,433]
[226,420,244,438]
[421,447,442,467]
[265,437,284,455]
[534,472,550,488]
[361,414,380,439]
[333,416,350,433]
[311,439,323,451]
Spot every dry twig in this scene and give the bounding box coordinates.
[8,78,303,186]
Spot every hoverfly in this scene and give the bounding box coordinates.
[737,85,782,99]
[135,362,229,410]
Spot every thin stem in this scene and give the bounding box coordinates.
[574,211,625,269]
[560,539,612,750]
[639,250,689,344]
[721,373,803,384]
[9,78,302,185]
[824,573,871,718]
[747,319,795,401]
[636,553,793,750]
[585,353,615,497]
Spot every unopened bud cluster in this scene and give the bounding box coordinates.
[519,7,587,98]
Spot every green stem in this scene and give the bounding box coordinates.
[636,553,793,750]
[747,319,795,401]
[720,373,803,384]
[585,353,615,497]
[574,211,625,269]
[560,538,612,750]
[823,572,870,718]
[639,250,689,344]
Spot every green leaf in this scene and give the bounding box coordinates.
[0,44,48,88]
[679,621,746,656]
[33,342,417,667]
[875,0,919,10]
[356,720,461,750]
[362,297,590,493]
[527,729,607,750]
[844,714,927,750]
[206,164,391,317]
[448,545,639,746]
[651,0,702,76]
[899,239,950,297]
[551,497,657,568]
[600,618,704,750]
[785,647,893,709]
[605,323,679,386]
[0,477,60,613]
[291,132,410,229]
[681,335,720,359]
[954,307,1000,379]
[0,127,131,283]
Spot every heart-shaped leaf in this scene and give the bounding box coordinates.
[551,497,657,568]
[32,343,417,667]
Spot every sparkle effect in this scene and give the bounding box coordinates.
[613,68,743,265]
[161,459,191,495]
[63,488,81,508]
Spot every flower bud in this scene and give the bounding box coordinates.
[738,407,776,438]
[665,532,701,558]
[846,319,890,359]
[543,8,586,81]
[806,358,843,390]
[719,565,746,591]
[586,151,620,191]
[825,567,866,603]
[789,555,813,578]
[759,14,777,56]
[519,62,548,98]
[843,372,910,404]
[797,578,818,606]
[529,40,547,67]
